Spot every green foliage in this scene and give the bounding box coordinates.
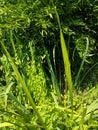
[0,0,98,129]
[1,41,46,129]
[43,46,61,102]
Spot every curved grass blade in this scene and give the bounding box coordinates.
[74,37,89,87]
[78,62,98,87]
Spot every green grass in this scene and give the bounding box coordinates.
[0,39,98,129]
[1,41,46,129]
[54,5,73,110]
[0,1,98,130]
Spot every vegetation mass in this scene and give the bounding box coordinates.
[0,0,98,130]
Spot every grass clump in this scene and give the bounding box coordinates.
[0,0,98,130]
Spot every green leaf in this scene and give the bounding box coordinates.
[60,29,73,109]
[54,5,73,110]
[86,99,98,114]
[7,93,28,112]
[0,122,14,128]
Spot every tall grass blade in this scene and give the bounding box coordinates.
[60,30,73,109]
[10,30,16,55]
[1,42,46,129]
[53,44,57,80]
[54,6,73,109]
[74,37,89,87]
[54,6,61,29]
[43,46,61,102]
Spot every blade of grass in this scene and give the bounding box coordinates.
[4,82,14,107]
[43,46,61,102]
[60,30,73,109]
[54,6,73,110]
[10,30,16,55]
[53,44,57,80]
[78,62,98,87]
[74,37,89,88]
[1,41,46,129]
[7,92,29,113]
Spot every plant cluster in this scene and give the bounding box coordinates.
[0,0,98,130]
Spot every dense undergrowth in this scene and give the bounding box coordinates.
[0,0,98,129]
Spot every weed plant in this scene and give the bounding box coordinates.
[0,0,98,130]
[1,33,98,130]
